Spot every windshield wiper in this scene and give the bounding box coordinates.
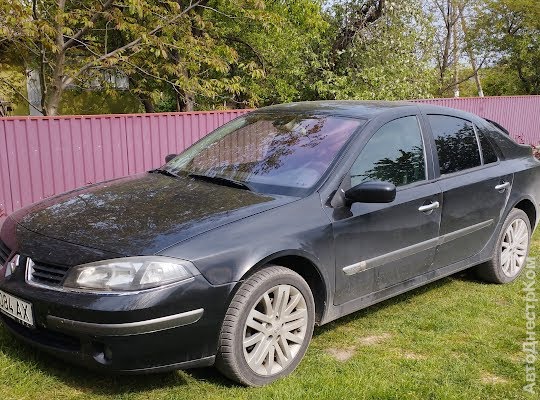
[149,168,179,178]
[188,173,253,191]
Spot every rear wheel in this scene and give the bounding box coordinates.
[476,208,531,283]
[216,266,315,386]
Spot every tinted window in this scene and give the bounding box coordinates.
[484,121,521,157]
[429,115,481,174]
[478,129,498,164]
[350,116,425,187]
[165,113,363,195]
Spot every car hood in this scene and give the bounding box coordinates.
[9,173,296,256]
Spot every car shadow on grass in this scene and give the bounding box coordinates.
[0,328,236,395]
[312,270,479,337]
[0,269,480,394]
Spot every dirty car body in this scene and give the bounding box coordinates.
[0,101,539,375]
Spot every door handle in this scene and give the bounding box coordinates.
[495,181,510,191]
[418,201,440,213]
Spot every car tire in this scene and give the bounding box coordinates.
[475,208,531,284]
[215,265,315,386]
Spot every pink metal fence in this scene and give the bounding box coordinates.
[0,110,249,222]
[412,96,540,145]
[1,96,539,223]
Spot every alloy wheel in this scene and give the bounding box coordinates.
[500,218,529,278]
[242,284,308,376]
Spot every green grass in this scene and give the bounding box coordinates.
[1,235,539,400]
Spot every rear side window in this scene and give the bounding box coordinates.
[477,129,498,164]
[428,115,481,174]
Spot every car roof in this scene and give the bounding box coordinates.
[255,100,479,121]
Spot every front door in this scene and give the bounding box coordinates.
[331,116,442,305]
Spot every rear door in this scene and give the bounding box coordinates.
[425,114,512,270]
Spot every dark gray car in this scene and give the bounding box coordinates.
[0,101,538,386]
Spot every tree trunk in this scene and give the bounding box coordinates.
[516,63,532,93]
[175,88,194,112]
[460,14,483,97]
[140,96,155,113]
[452,1,459,98]
[473,71,484,97]
[43,64,65,115]
[128,77,156,112]
[441,22,451,84]
[44,82,63,116]
[26,69,44,116]
[43,0,67,116]
[184,91,194,112]
[437,0,453,95]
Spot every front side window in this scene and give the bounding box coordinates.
[164,113,364,195]
[350,116,426,187]
[429,115,481,174]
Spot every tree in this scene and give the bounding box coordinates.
[204,0,329,108]
[309,0,435,100]
[2,0,535,116]
[473,0,540,94]
[0,0,274,115]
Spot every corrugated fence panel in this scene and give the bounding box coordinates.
[1,98,538,224]
[124,110,248,175]
[0,110,249,224]
[0,119,11,220]
[413,96,540,144]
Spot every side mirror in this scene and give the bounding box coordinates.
[165,154,177,163]
[344,181,396,204]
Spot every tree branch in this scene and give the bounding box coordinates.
[439,57,487,93]
[198,4,237,19]
[63,0,115,51]
[120,59,181,93]
[63,0,203,88]
[334,0,386,53]
[224,36,266,73]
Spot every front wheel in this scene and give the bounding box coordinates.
[216,266,315,386]
[475,208,531,283]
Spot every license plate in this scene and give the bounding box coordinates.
[0,290,34,327]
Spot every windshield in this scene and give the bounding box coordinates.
[163,113,364,195]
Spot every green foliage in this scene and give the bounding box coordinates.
[473,0,540,94]
[59,90,143,115]
[480,66,528,96]
[312,0,436,101]
[0,0,537,115]
[0,63,27,114]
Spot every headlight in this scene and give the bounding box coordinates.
[63,256,199,292]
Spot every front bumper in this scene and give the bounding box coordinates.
[46,308,204,336]
[0,268,235,373]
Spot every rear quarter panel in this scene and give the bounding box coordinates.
[508,156,540,229]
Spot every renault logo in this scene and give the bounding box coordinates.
[5,254,20,278]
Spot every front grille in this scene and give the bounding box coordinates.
[0,240,10,266]
[29,260,70,286]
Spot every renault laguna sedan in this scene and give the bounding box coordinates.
[0,101,539,386]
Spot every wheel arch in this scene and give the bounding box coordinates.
[511,197,537,230]
[237,250,329,324]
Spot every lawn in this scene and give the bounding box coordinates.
[1,234,538,400]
